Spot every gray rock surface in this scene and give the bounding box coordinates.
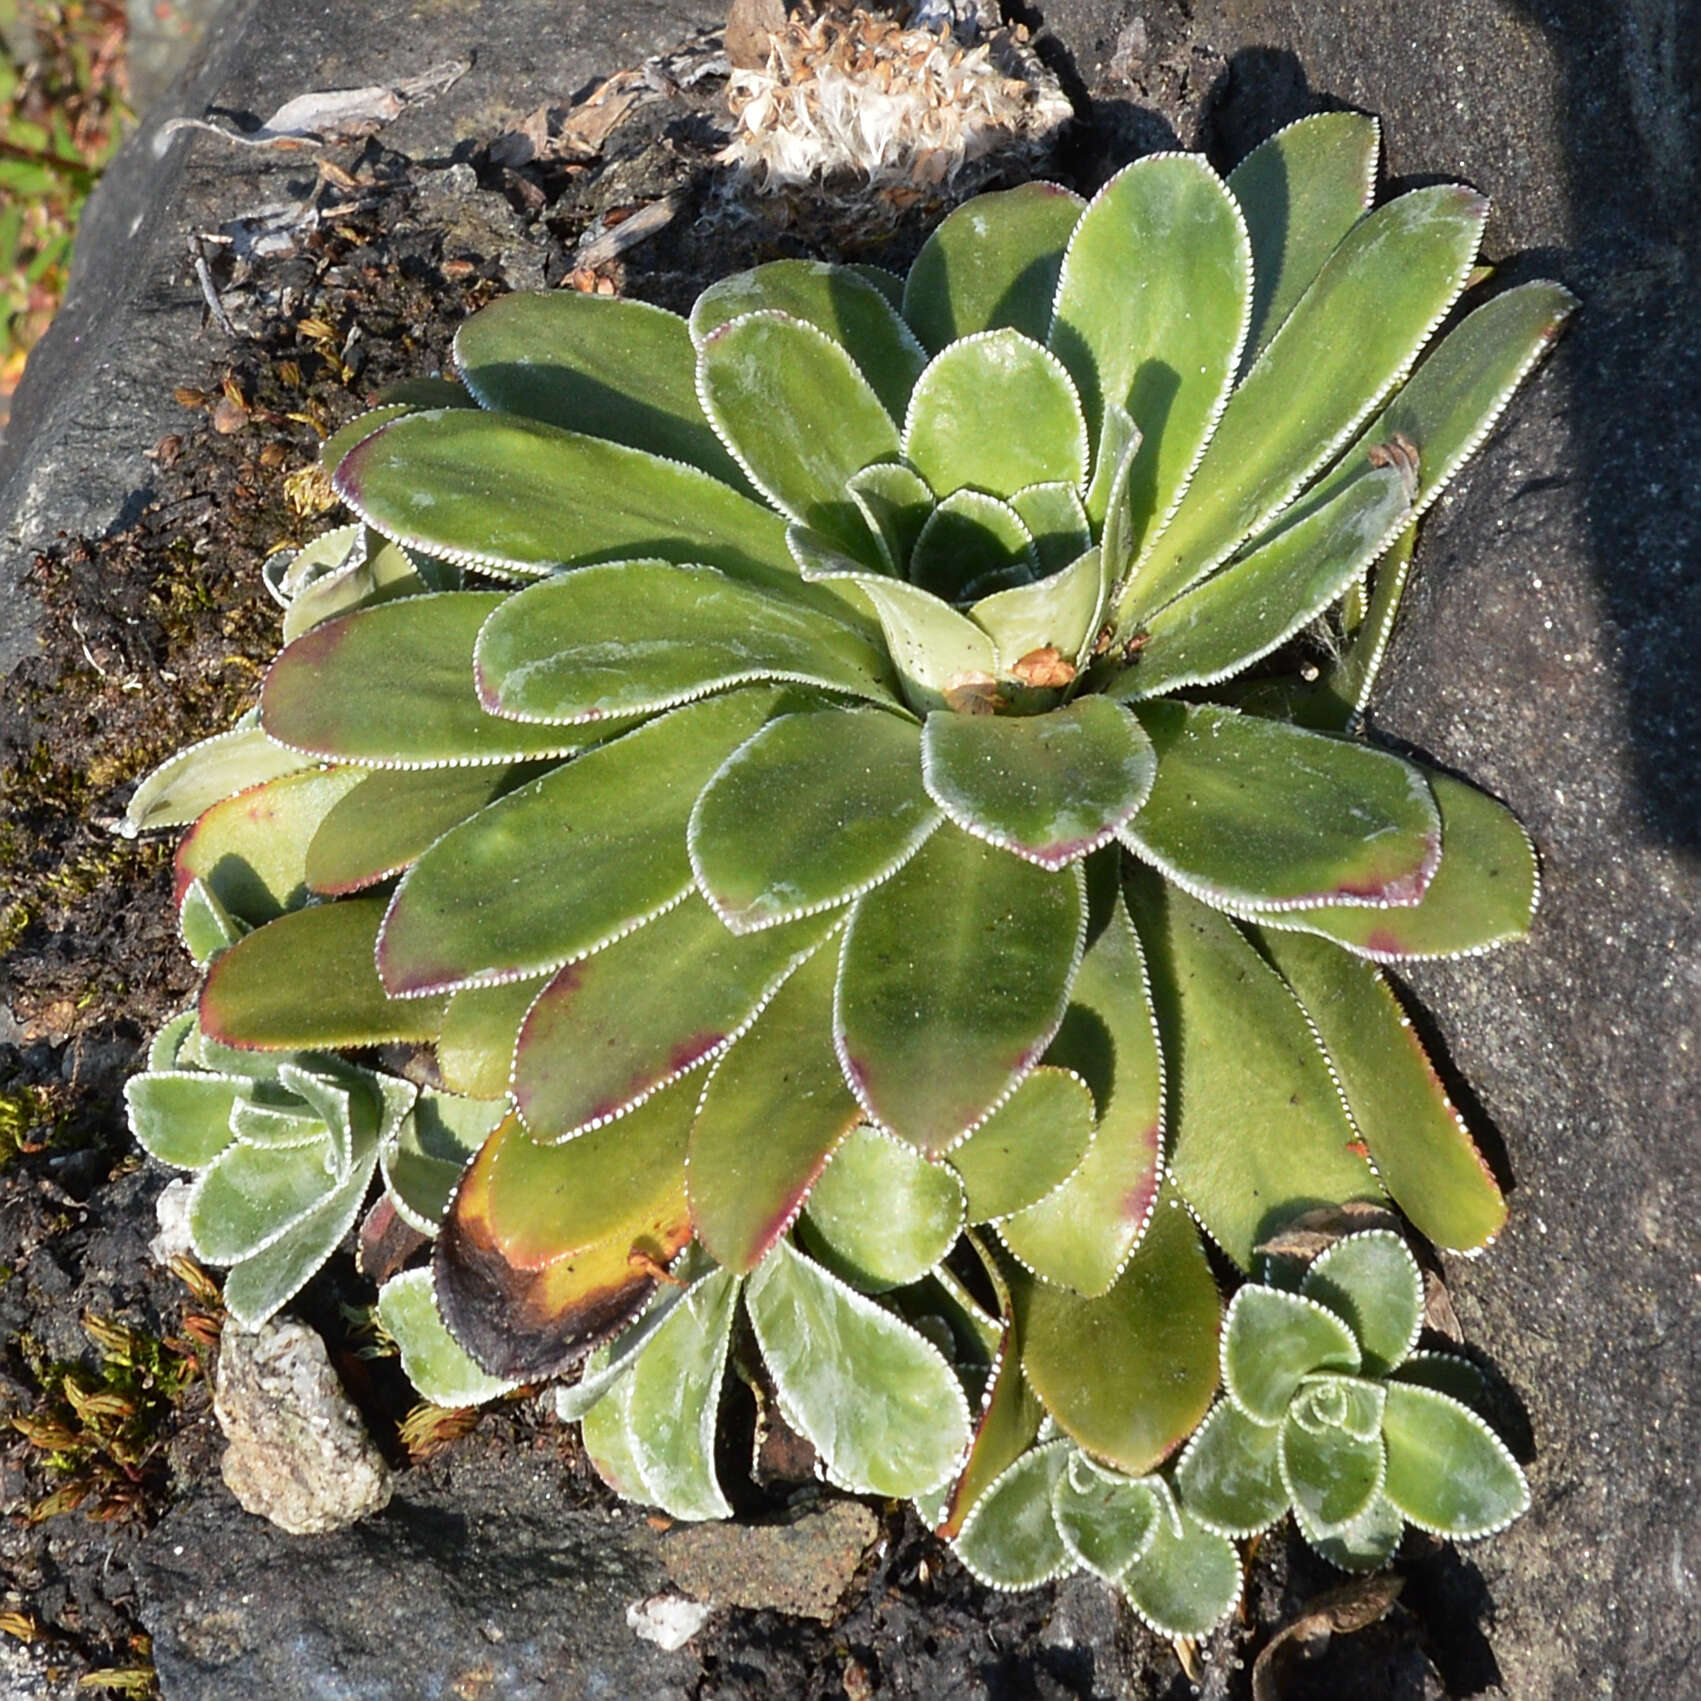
[214,1318,392,1534]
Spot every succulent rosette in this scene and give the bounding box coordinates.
[126,112,1565,1577]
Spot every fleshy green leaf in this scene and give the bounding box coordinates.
[379,689,786,995]
[1051,1453,1162,1580]
[688,940,860,1272]
[921,696,1155,870]
[744,1239,972,1498]
[903,329,1088,500]
[579,1360,646,1501]
[188,1133,342,1265]
[902,181,1084,352]
[474,559,894,725]
[1299,1230,1425,1375]
[1050,155,1250,559]
[434,1095,694,1379]
[1257,927,1508,1250]
[689,707,938,934]
[334,408,798,587]
[1125,465,1410,697]
[1220,1286,1360,1423]
[1128,871,1382,1267]
[908,489,1037,605]
[1013,1193,1219,1473]
[1380,1382,1529,1538]
[951,1439,1074,1589]
[1173,1398,1289,1537]
[513,900,837,1141]
[123,723,311,835]
[845,461,934,575]
[948,1067,1094,1222]
[690,259,927,423]
[998,872,1163,1294]
[179,878,246,967]
[1120,1500,1244,1639]
[201,898,447,1051]
[380,1089,504,1234]
[1125,184,1489,618]
[454,291,748,486]
[697,310,896,551]
[835,827,1086,1157]
[376,1267,519,1406]
[175,768,368,929]
[262,593,606,768]
[1296,1491,1405,1573]
[968,544,1106,674]
[624,1269,741,1520]
[802,1125,965,1290]
[1123,701,1441,912]
[936,1332,1045,1538]
[305,764,541,895]
[434,975,545,1100]
[1393,1351,1486,1407]
[1227,111,1379,362]
[1008,483,1094,579]
[124,1072,245,1170]
[1280,1410,1385,1533]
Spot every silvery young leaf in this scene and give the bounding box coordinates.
[453,291,749,489]
[550,1271,705,1423]
[579,1359,646,1501]
[968,543,1106,673]
[624,1268,741,1520]
[690,259,928,424]
[379,689,786,996]
[229,1095,330,1153]
[791,528,998,713]
[1301,1230,1425,1375]
[1221,1287,1361,1424]
[188,1130,343,1265]
[952,1440,1074,1589]
[380,1089,505,1235]
[845,461,934,575]
[201,898,447,1050]
[836,827,1086,1157]
[921,696,1155,869]
[1379,1382,1529,1538]
[947,1067,1094,1222]
[1051,1452,1162,1580]
[1126,185,1489,619]
[908,489,1038,605]
[801,1125,964,1290]
[474,559,895,724]
[1050,155,1251,559]
[745,1239,972,1498]
[1173,1398,1289,1538]
[1122,701,1441,912]
[689,707,939,935]
[1227,111,1380,365]
[1295,1491,1405,1572]
[697,310,896,553]
[305,763,543,895]
[435,1093,695,1379]
[147,1009,196,1072]
[1083,402,1139,536]
[1257,928,1507,1250]
[1008,483,1094,579]
[377,1267,519,1407]
[688,939,860,1272]
[902,180,1084,352]
[1013,1193,1219,1473]
[1292,280,1579,547]
[1124,465,1411,697]
[936,1332,1045,1538]
[1279,1411,1385,1534]
[1120,1501,1244,1639]
[512,899,837,1141]
[435,975,546,1100]
[262,593,609,768]
[176,768,368,929]
[125,1072,245,1170]
[1393,1351,1486,1407]
[333,408,798,587]
[903,329,1089,500]
[179,879,246,967]
[280,532,440,645]
[999,871,1163,1295]
[123,722,311,835]
[1127,872,1381,1269]
[222,1147,378,1331]
[1241,771,1538,960]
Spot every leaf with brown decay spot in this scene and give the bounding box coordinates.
[1251,1576,1404,1701]
[1009,645,1077,688]
[943,670,1005,714]
[1253,1201,1404,1268]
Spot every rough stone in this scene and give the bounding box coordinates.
[214,1318,392,1534]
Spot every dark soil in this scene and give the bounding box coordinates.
[0,25,1505,1698]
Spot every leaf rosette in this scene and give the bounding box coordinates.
[124,114,1564,1559]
